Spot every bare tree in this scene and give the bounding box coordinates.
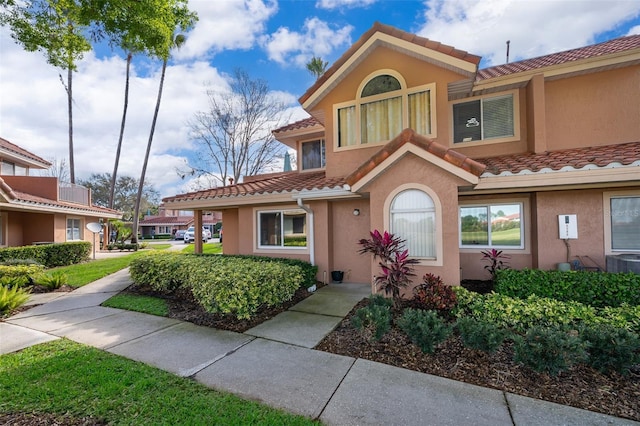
[38,157,70,181]
[187,69,290,186]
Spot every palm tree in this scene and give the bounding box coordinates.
[109,51,132,209]
[306,56,329,80]
[131,34,186,243]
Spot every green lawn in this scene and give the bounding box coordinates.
[102,294,169,316]
[181,242,223,254]
[461,228,521,246]
[0,340,317,425]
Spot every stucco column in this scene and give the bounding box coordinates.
[194,209,203,254]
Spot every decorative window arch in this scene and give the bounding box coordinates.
[335,70,436,149]
[384,184,443,265]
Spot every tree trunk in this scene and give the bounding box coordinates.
[109,52,132,209]
[131,58,167,244]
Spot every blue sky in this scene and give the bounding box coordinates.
[1,0,639,199]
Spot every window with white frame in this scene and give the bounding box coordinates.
[258,209,307,248]
[301,139,325,170]
[336,72,434,148]
[459,203,523,248]
[453,94,515,143]
[609,196,640,251]
[390,189,436,258]
[66,218,82,241]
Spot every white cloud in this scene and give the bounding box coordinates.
[174,0,278,60]
[418,0,640,66]
[316,0,377,10]
[628,25,640,35]
[262,17,353,67]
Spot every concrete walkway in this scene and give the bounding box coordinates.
[2,271,637,425]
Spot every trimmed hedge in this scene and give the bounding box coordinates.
[0,242,91,268]
[495,269,640,308]
[0,264,45,287]
[129,253,306,319]
[452,287,640,334]
[218,254,318,288]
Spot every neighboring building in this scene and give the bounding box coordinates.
[138,206,221,238]
[0,137,121,249]
[163,23,640,288]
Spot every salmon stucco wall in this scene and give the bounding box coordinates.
[221,209,240,255]
[330,199,371,284]
[364,153,466,289]
[533,190,606,271]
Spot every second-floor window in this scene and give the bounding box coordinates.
[336,72,435,149]
[301,139,325,170]
[453,94,515,143]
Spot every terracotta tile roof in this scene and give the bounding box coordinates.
[273,117,321,134]
[139,215,192,225]
[346,129,486,187]
[300,22,481,106]
[7,189,120,216]
[163,171,348,203]
[0,137,51,167]
[478,34,640,80]
[478,141,640,176]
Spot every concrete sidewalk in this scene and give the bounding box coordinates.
[2,272,637,425]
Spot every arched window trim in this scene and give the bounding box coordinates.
[334,69,436,151]
[383,183,443,266]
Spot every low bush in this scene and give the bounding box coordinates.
[456,317,509,353]
[411,273,457,313]
[452,287,640,334]
[579,324,640,375]
[222,255,318,288]
[513,326,588,376]
[0,285,30,315]
[36,271,69,290]
[129,252,187,292]
[107,243,139,251]
[351,296,392,341]
[397,308,452,354]
[0,242,90,268]
[495,269,640,308]
[0,264,45,287]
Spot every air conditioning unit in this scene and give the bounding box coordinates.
[606,254,640,273]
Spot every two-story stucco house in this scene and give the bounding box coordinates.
[0,137,121,249]
[163,23,640,288]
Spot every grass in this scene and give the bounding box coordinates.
[102,294,169,316]
[49,251,151,288]
[461,228,521,246]
[0,339,316,425]
[181,242,223,254]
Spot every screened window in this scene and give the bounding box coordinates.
[258,209,307,248]
[67,218,82,241]
[460,203,523,248]
[453,94,514,143]
[336,73,434,148]
[1,161,14,175]
[610,196,640,251]
[390,190,436,258]
[301,139,325,170]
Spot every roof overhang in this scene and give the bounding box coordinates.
[302,32,478,111]
[0,200,121,217]
[273,123,325,149]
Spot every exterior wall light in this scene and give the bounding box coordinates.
[353,209,360,216]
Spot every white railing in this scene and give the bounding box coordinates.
[59,182,90,205]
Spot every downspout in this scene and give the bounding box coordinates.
[297,198,315,266]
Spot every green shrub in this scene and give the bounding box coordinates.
[107,243,139,251]
[0,258,42,266]
[411,273,457,313]
[0,285,30,315]
[513,326,588,376]
[369,294,393,308]
[351,301,391,341]
[223,255,317,288]
[456,317,509,353]
[189,258,302,319]
[129,252,188,292]
[579,324,640,375]
[0,242,90,268]
[36,271,69,290]
[397,308,452,354]
[495,269,640,308]
[0,264,44,287]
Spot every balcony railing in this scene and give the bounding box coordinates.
[59,182,90,205]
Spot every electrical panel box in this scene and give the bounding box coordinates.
[558,214,578,239]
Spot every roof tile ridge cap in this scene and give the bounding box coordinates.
[0,177,18,200]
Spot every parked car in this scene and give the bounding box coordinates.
[184,226,210,243]
[174,229,186,240]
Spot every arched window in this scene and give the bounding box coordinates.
[336,71,434,148]
[390,189,436,258]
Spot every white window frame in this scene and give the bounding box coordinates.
[256,208,308,250]
[603,190,640,254]
[383,183,443,266]
[334,69,436,151]
[451,90,519,146]
[66,217,82,241]
[300,138,325,171]
[458,200,528,252]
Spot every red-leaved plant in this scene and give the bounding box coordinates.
[358,230,419,307]
[481,248,510,281]
[412,273,457,314]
